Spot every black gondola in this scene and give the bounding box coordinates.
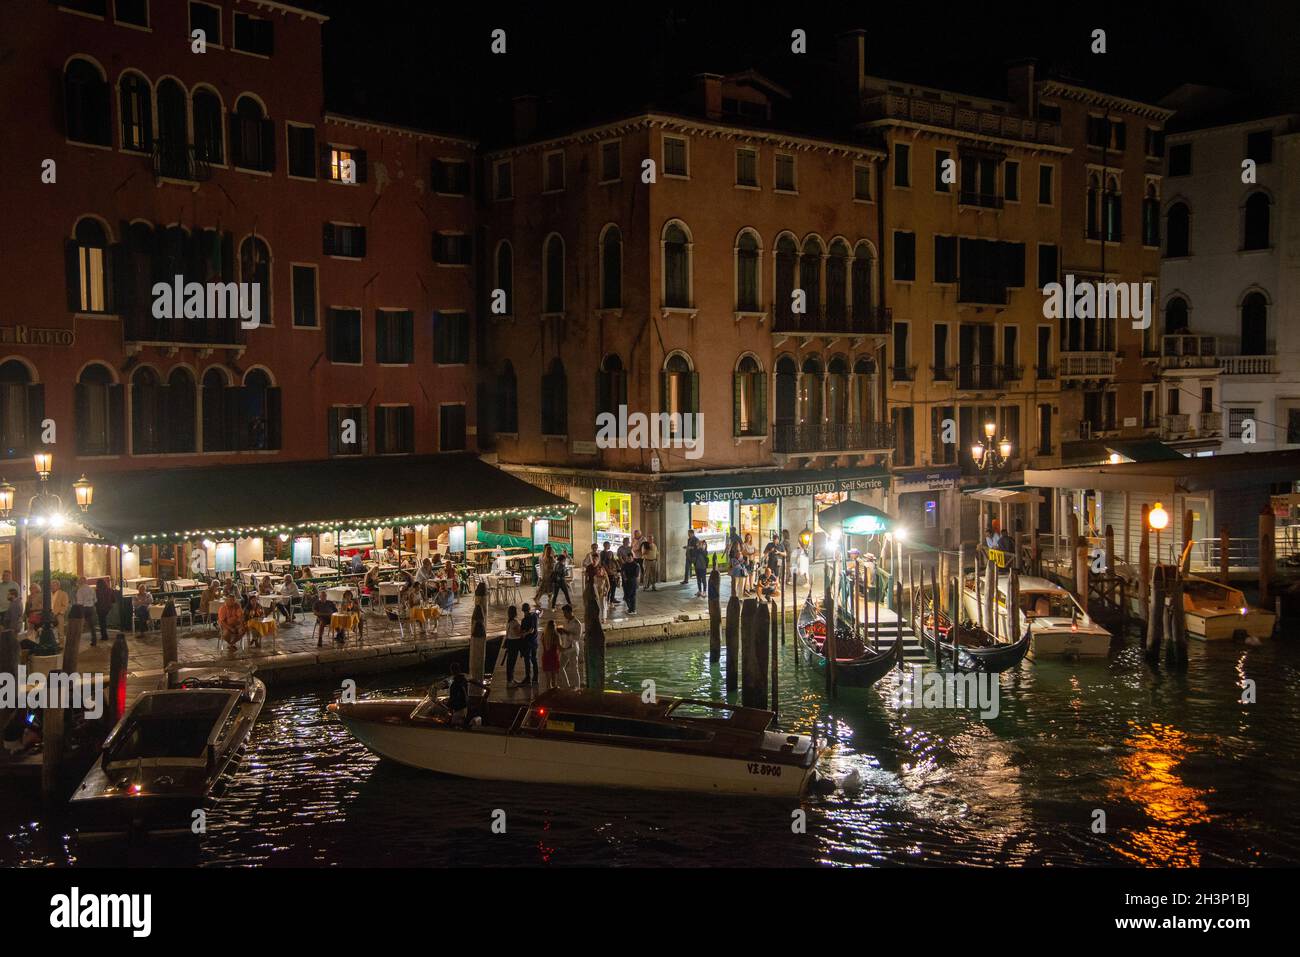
[795,597,903,688]
[916,587,1031,673]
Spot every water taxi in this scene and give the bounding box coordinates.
[1180,575,1276,640]
[962,574,1112,659]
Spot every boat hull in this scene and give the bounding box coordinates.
[1026,629,1112,659]
[1186,609,1276,641]
[336,709,814,798]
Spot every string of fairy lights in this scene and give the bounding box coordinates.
[110,502,579,546]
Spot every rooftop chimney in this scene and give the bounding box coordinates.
[836,30,867,114]
[1006,59,1038,118]
[695,73,724,121]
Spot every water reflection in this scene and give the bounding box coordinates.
[1108,722,1211,867]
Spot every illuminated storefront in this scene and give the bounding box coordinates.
[690,501,731,554]
[594,489,632,546]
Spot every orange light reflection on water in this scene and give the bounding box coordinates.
[1107,722,1211,867]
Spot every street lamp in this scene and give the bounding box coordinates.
[971,420,1013,474]
[0,454,94,655]
[1148,501,1169,566]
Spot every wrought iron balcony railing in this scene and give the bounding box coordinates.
[772,305,892,336]
[153,139,212,183]
[772,422,894,455]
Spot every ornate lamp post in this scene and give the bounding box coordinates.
[0,456,94,654]
[970,420,1014,478]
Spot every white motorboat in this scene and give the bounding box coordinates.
[963,574,1112,659]
[1180,576,1275,640]
[330,687,819,798]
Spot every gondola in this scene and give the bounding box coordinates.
[795,597,903,688]
[916,590,1030,672]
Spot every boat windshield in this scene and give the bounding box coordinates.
[530,710,713,742]
[108,692,234,762]
[1018,591,1079,619]
[665,700,735,720]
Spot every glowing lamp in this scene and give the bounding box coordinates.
[1108,452,1121,465]
[0,479,14,517]
[971,441,986,464]
[998,438,1013,460]
[894,527,909,542]
[799,525,812,549]
[72,474,93,510]
[1148,503,1169,532]
[33,451,52,480]
[983,421,997,440]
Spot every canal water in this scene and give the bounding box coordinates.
[4,630,1299,867]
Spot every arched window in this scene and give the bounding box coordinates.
[774,355,797,426]
[66,217,110,313]
[1165,202,1190,258]
[663,222,691,308]
[774,235,797,327]
[0,360,40,459]
[733,355,765,437]
[1164,297,1189,334]
[232,95,272,171]
[166,367,196,452]
[799,238,823,328]
[600,225,622,309]
[497,361,518,433]
[851,243,874,328]
[242,369,279,450]
[201,368,231,452]
[662,353,698,437]
[1104,176,1122,242]
[541,358,568,435]
[827,356,849,426]
[736,230,760,312]
[1086,174,1100,240]
[131,367,163,454]
[75,362,123,456]
[1142,184,1160,248]
[1240,292,1268,355]
[240,235,271,327]
[119,72,152,152]
[852,356,876,426]
[155,78,188,172]
[799,355,823,425]
[826,240,849,327]
[192,87,224,164]
[597,354,626,418]
[543,234,564,313]
[494,241,513,316]
[1244,193,1271,251]
[64,57,110,145]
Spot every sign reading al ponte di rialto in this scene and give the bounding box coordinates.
[682,469,889,503]
[1,324,75,346]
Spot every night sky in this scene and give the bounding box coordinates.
[315,0,1300,137]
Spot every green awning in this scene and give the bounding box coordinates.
[79,454,576,544]
[816,500,893,535]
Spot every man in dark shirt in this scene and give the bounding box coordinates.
[314,596,338,647]
[621,553,641,615]
[520,602,540,685]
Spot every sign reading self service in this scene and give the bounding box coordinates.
[682,472,889,504]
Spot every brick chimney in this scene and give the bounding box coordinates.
[695,73,723,120]
[512,95,539,141]
[836,30,867,112]
[1006,59,1037,117]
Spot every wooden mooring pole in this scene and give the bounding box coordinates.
[1144,567,1166,668]
[824,574,837,698]
[725,591,740,697]
[708,568,721,664]
[754,598,770,710]
[769,598,779,716]
[1260,505,1276,606]
[1219,526,1231,585]
[1139,503,1151,609]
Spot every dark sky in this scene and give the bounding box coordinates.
[317,0,1300,136]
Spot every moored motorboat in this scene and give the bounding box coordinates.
[1180,575,1276,640]
[71,668,266,835]
[330,687,819,797]
[962,574,1112,659]
[795,597,903,688]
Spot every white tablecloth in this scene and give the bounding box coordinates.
[326,586,356,603]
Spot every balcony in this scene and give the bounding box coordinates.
[772,305,892,337]
[859,92,1061,146]
[123,313,247,348]
[957,278,1009,306]
[1035,364,1056,380]
[1060,351,1116,378]
[1160,333,1218,370]
[959,190,1004,209]
[773,422,894,455]
[153,139,212,184]
[1160,412,1222,440]
[1219,354,1277,375]
[956,363,1009,391]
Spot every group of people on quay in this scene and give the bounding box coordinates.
[0,569,121,653]
[678,529,812,600]
[501,601,584,690]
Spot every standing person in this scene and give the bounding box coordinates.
[74,576,96,629]
[586,561,610,623]
[2,587,22,649]
[50,580,70,637]
[641,535,659,591]
[0,570,18,621]
[540,620,562,690]
[557,604,583,689]
[601,542,622,604]
[631,529,643,563]
[534,543,556,607]
[621,550,641,615]
[742,533,759,594]
[93,579,115,646]
[693,539,709,596]
[549,551,572,609]
[682,530,698,583]
[729,550,748,599]
[520,602,540,685]
[503,605,523,687]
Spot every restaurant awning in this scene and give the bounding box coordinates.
[79,454,577,544]
[965,487,1044,505]
[676,464,889,503]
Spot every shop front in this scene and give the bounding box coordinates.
[593,488,632,547]
[894,467,961,547]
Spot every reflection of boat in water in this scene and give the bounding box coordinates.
[795,597,902,688]
[961,574,1112,659]
[71,669,266,835]
[330,687,819,797]
[1180,575,1275,640]
[917,588,1030,672]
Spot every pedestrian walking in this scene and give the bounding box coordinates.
[549,551,573,608]
[540,620,562,691]
[520,602,540,685]
[558,603,583,689]
[504,605,523,687]
[641,535,659,591]
[693,541,709,596]
[621,552,641,614]
[682,530,698,583]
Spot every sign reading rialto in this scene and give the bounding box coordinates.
[0,325,75,346]
[682,469,888,503]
